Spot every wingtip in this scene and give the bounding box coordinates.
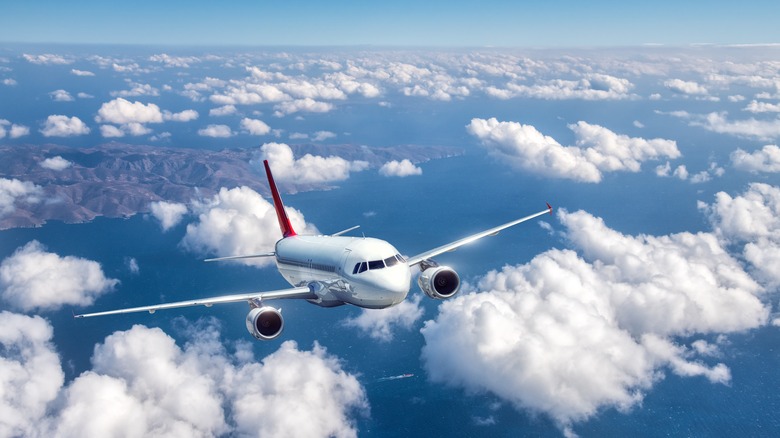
[546,202,553,214]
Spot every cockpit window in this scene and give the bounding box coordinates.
[368,259,385,270]
[395,254,406,263]
[358,262,367,273]
[384,255,399,267]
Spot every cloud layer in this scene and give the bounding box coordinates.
[259,142,369,185]
[467,118,680,183]
[421,208,767,431]
[0,318,368,437]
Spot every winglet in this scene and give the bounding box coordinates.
[546,202,553,215]
[264,160,297,237]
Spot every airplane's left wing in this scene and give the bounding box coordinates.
[406,203,552,267]
[74,286,314,318]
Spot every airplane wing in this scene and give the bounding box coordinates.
[73,286,315,318]
[406,203,552,267]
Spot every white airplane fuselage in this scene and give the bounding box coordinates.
[275,235,411,309]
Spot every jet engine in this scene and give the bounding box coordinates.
[245,306,284,340]
[418,265,461,299]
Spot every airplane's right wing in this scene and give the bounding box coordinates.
[406,203,552,267]
[73,286,314,318]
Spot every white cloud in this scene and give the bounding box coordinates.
[0,178,42,216]
[182,186,318,265]
[40,115,90,137]
[259,142,369,184]
[110,82,159,98]
[240,117,271,136]
[421,209,767,430]
[487,74,634,101]
[198,124,233,138]
[2,78,17,86]
[209,105,237,117]
[0,311,64,438]
[273,98,334,117]
[701,183,780,288]
[99,125,125,138]
[343,294,424,341]
[0,120,30,139]
[95,98,163,124]
[49,89,74,102]
[312,130,336,141]
[22,53,71,65]
[731,145,780,173]
[0,241,118,312]
[744,100,780,113]
[149,53,200,68]
[664,78,709,95]
[163,109,199,122]
[379,159,423,177]
[467,118,679,183]
[39,156,73,171]
[76,92,93,99]
[149,201,188,231]
[692,112,780,141]
[70,69,95,77]
[0,318,367,437]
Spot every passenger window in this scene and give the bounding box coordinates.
[358,262,367,273]
[384,256,398,267]
[368,260,385,270]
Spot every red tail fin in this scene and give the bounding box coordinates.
[264,160,297,238]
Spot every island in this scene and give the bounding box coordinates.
[0,142,463,229]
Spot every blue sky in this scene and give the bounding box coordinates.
[2,0,779,46]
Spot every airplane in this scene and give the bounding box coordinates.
[75,160,552,340]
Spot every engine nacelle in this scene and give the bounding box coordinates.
[418,266,461,299]
[245,306,284,340]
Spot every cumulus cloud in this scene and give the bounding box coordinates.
[731,145,780,172]
[40,115,90,137]
[467,118,679,183]
[209,104,237,117]
[343,294,424,341]
[701,183,780,288]
[273,98,334,117]
[378,159,423,177]
[165,109,199,122]
[691,112,780,141]
[94,98,198,137]
[664,78,709,95]
[182,186,318,265]
[70,69,95,77]
[22,53,71,65]
[744,100,780,113]
[241,117,271,135]
[39,156,73,171]
[0,119,30,139]
[149,201,188,231]
[0,312,64,437]
[1,318,368,437]
[487,74,634,101]
[95,98,163,124]
[49,89,74,102]
[421,208,767,431]
[0,241,119,312]
[312,130,336,141]
[110,82,159,98]
[198,124,233,138]
[258,142,369,185]
[0,178,42,216]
